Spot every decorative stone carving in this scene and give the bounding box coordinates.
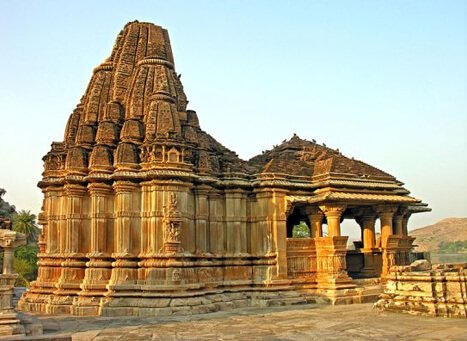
[314,236,356,304]
[162,193,183,253]
[286,238,316,279]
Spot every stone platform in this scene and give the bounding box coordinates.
[15,303,467,341]
[20,279,383,318]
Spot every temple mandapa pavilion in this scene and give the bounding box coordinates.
[19,21,430,316]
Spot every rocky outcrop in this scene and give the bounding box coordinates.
[411,218,467,252]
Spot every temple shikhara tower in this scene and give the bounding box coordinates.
[19,21,430,316]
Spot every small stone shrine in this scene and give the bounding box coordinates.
[19,21,430,316]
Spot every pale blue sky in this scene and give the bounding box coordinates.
[0,0,466,234]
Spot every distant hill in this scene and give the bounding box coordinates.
[410,218,467,252]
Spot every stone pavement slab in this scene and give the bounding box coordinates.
[35,303,467,341]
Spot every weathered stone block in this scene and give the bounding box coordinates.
[375,262,467,318]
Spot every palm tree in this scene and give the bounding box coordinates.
[12,210,39,244]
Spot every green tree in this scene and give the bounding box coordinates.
[292,221,311,238]
[0,192,40,286]
[12,210,40,244]
[0,188,16,220]
[437,240,467,254]
[14,243,39,286]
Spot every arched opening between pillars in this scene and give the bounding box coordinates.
[286,206,311,238]
[285,205,314,279]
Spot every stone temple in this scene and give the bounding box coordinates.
[19,21,430,316]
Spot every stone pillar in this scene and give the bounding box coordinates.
[306,207,324,238]
[356,211,378,277]
[73,183,113,316]
[208,191,224,255]
[114,182,135,255]
[0,231,27,273]
[271,189,289,281]
[319,204,346,237]
[194,186,210,255]
[402,212,411,236]
[376,205,400,276]
[256,189,288,283]
[225,189,247,256]
[0,229,27,336]
[393,211,404,236]
[139,181,161,256]
[18,187,64,313]
[2,248,14,276]
[360,215,376,250]
[376,205,398,248]
[399,211,414,265]
[107,181,139,297]
[314,203,355,303]
[48,184,87,315]
[251,190,268,257]
[88,183,113,257]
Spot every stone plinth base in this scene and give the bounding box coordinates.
[20,277,385,317]
[0,275,43,338]
[0,311,24,336]
[0,274,25,337]
[381,236,402,276]
[19,249,385,317]
[375,261,467,318]
[314,286,360,305]
[314,236,356,300]
[99,289,313,317]
[71,296,102,316]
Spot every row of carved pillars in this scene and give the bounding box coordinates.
[305,204,411,245]
[298,203,412,280]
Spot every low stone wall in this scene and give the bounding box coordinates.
[375,261,467,318]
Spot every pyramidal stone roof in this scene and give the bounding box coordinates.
[248,134,394,180]
[41,21,420,199]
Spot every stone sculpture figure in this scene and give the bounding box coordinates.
[162,193,182,253]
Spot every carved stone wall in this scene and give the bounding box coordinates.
[286,238,316,279]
